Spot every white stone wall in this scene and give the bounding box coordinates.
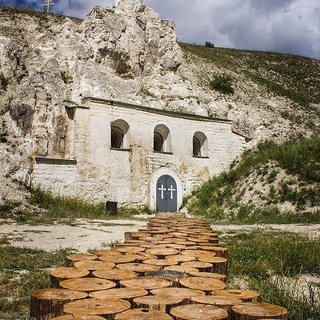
[32,98,246,209]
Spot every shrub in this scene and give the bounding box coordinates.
[210,74,234,94]
[204,41,214,48]
[0,73,8,91]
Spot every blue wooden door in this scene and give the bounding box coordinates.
[156,175,177,212]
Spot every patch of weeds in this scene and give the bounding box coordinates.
[209,74,235,94]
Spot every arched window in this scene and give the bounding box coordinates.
[110,119,130,149]
[193,131,208,157]
[154,124,171,153]
[154,131,164,152]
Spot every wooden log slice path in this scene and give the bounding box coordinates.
[30,212,288,320]
[170,304,228,320]
[213,289,261,302]
[50,267,90,288]
[30,288,87,320]
[114,308,173,320]
[59,278,116,293]
[64,298,131,320]
[231,302,288,319]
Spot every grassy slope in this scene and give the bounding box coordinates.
[187,136,320,223]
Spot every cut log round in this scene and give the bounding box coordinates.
[50,267,90,288]
[191,295,242,313]
[116,262,160,275]
[92,250,121,257]
[197,257,228,275]
[98,254,136,264]
[166,255,196,263]
[231,302,288,319]
[89,287,148,304]
[133,294,184,313]
[170,303,228,320]
[145,270,187,287]
[112,246,146,254]
[64,298,130,320]
[145,248,179,258]
[73,260,115,272]
[114,308,173,320]
[51,316,105,320]
[150,287,205,300]
[93,269,138,286]
[143,259,177,268]
[180,261,213,272]
[164,265,199,274]
[130,252,157,262]
[120,276,172,290]
[59,278,116,293]
[30,288,87,320]
[188,272,227,282]
[65,254,98,267]
[213,289,261,302]
[179,277,226,292]
[180,249,216,259]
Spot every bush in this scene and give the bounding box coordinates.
[0,73,8,91]
[205,41,214,48]
[210,74,234,94]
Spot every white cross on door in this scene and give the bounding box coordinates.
[158,184,167,199]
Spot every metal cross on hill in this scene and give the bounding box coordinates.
[42,0,55,13]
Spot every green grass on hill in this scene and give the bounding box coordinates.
[187,136,320,223]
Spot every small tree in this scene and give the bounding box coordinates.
[210,74,235,94]
[205,41,214,48]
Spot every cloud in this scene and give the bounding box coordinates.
[1,0,319,59]
[144,0,320,59]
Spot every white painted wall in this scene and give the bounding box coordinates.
[32,98,246,209]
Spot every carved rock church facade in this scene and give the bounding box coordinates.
[32,98,247,211]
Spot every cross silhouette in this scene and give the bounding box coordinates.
[42,0,55,13]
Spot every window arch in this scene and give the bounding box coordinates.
[110,119,130,149]
[193,131,208,157]
[154,124,171,153]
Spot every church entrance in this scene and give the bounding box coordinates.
[156,175,177,212]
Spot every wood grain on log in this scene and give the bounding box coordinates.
[213,289,261,302]
[73,260,115,272]
[30,288,87,320]
[179,277,226,292]
[150,287,205,300]
[59,278,116,293]
[116,262,160,275]
[133,295,184,313]
[65,254,98,267]
[51,315,105,320]
[188,271,226,282]
[231,302,288,319]
[191,295,242,312]
[98,254,136,264]
[64,298,130,320]
[170,303,228,320]
[50,267,89,288]
[120,276,171,290]
[114,308,173,320]
[164,265,199,274]
[180,261,213,272]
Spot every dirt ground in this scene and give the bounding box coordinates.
[1,217,319,252]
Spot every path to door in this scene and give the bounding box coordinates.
[30,212,289,320]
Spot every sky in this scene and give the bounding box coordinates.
[1,0,319,60]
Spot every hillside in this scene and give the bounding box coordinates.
[0,4,320,214]
[187,136,320,221]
